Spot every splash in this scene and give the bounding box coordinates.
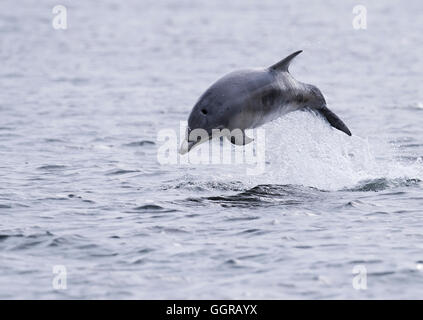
[244,112,423,191]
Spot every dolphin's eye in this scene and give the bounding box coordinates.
[201,109,208,115]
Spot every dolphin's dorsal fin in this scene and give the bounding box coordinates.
[269,50,302,73]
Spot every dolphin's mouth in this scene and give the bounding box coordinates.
[179,136,211,154]
[179,127,212,155]
[178,139,196,155]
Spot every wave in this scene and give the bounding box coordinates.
[344,177,420,192]
[186,184,324,208]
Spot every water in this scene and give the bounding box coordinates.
[0,0,422,299]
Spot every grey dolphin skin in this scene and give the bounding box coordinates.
[179,50,351,154]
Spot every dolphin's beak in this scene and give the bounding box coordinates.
[179,126,211,154]
[178,139,196,155]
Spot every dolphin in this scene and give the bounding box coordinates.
[179,50,351,154]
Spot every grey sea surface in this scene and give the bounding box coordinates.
[0,0,422,299]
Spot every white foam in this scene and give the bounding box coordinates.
[242,112,423,191]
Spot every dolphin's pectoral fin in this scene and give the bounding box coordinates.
[315,106,352,136]
[226,130,254,146]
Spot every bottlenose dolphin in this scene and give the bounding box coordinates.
[179,50,351,154]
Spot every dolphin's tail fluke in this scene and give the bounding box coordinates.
[316,106,352,136]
